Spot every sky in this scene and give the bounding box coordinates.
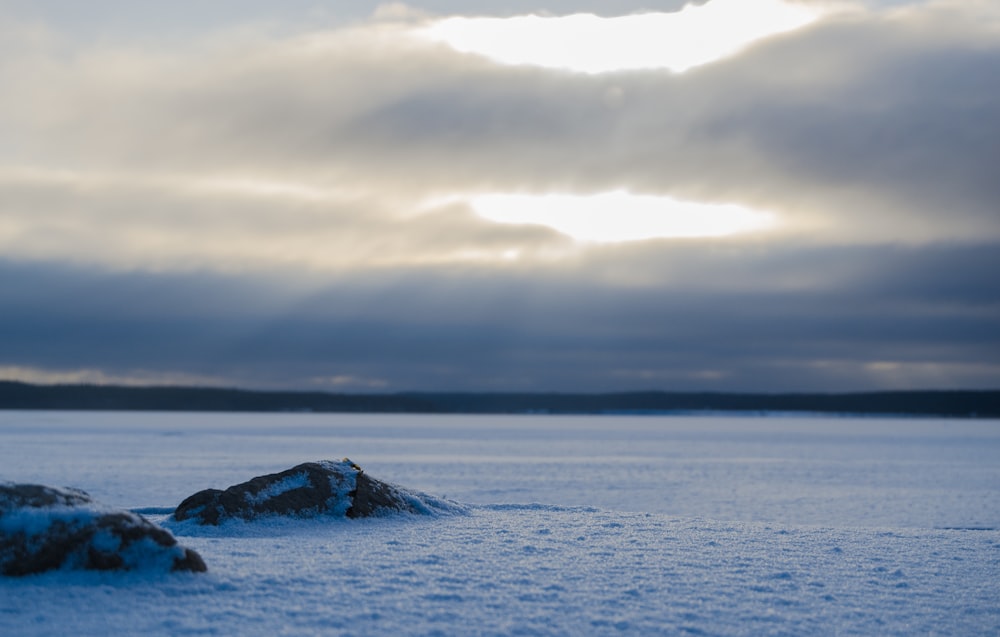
[0,0,998,393]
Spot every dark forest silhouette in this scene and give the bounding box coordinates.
[0,381,997,417]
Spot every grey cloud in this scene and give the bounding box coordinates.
[2,241,997,391]
[674,17,1000,229]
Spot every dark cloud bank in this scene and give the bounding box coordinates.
[3,239,997,392]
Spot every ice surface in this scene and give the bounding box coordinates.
[1,411,998,635]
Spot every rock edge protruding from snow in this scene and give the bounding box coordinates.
[172,459,460,525]
[0,483,207,576]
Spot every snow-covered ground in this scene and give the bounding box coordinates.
[1,411,998,635]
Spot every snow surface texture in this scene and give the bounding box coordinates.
[1,412,998,635]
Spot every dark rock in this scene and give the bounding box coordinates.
[172,459,452,525]
[0,483,206,576]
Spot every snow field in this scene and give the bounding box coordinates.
[1,411,998,635]
[2,508,998,635]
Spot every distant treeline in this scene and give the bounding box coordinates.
[0,381,998,417]
[0,381,432,413]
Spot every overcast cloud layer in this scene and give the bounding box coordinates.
[1,0,998,392]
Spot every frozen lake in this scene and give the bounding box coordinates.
[2,411,999,635]
[3,411,998,528]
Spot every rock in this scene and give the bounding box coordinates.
[0,483,206,576]
[172,459,451,525]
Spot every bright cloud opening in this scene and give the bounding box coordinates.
[470,191,776,242]
[418,0,827,74]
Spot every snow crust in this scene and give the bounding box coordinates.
[243,471,311,506]
[0,501,106,538]
[1,412,998,635]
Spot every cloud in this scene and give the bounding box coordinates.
[0,1,998,391]
[0,365,233,388]
[416,0,827,74]
[0,168,569,272]
[1,241,997,392]
[1,1,997,273]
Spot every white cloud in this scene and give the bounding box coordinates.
[468,191,776,242]
[418,0,829,73]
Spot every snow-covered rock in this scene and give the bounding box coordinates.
[0,483,206,576]
[172,459,457,525]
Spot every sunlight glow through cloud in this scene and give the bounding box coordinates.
[470,191,776,242]
[418,0,827,74]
